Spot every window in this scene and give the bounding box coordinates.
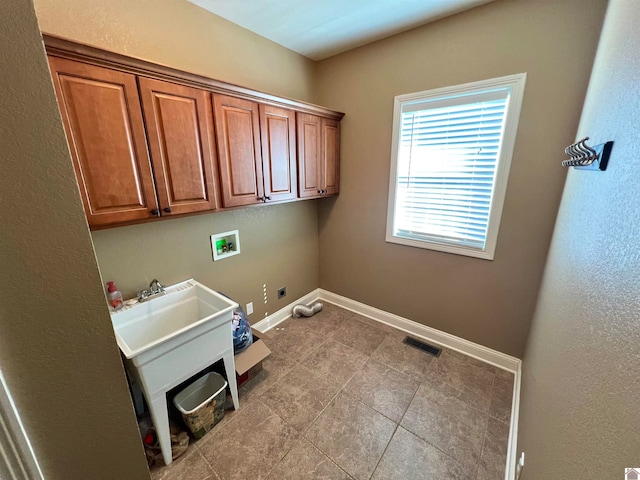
[386,74,526,260]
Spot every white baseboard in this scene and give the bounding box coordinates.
[254,287,521,480]
[318,289,521,373]
[252,288,320,333]
[254,287,521,372]
[505,362,522,480]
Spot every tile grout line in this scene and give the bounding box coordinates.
[286,432,356,480]
[268,309,349,364]
[255,319,335,400]
[391,377,468,470]
[394,364,490,475]
[195,446,223,480]
[398,424,471,475]
[368,422,400,480]
[296,436,356,480]
[425,350,498,418]
[272,390,354,478]
[340,387,412,426]
[473,372,497,479]
[241,310,361,480]
[244,399,303,480]
[301,393,388,480]
[293,323,396,479]
[366,377,423,480]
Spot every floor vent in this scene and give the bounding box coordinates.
[403,337,442,357]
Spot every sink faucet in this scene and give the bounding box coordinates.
[138,279,166,302]
[149,279,165,294]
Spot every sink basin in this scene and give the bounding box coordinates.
[111,279,237,361]
[110,279,240,465]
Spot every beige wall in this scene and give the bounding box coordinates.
[314,0,607,357]
[34,0,321,320]
[34,0,317,102]
[92,202,320,316]
[0,0,149,478]
[518,0,640,476]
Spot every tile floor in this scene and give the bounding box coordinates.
[150,304,514,480]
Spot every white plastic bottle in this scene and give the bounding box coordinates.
[106,281,124,310]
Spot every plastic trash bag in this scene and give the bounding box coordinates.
[232,305,253,354]
[216,292,254,354]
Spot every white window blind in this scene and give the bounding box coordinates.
[386,74,526,260]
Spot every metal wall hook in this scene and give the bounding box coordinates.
[575,140,589,166]
[568,142,581,160]
[576,139,595,166]
[585,142,597,164]
[561,137,613,171]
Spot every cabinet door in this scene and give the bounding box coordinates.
[321,118,340,195]
[260,105,297,202]
[48,56,158,228]
[213,94,263,208]
[139,78,220,215]
[296,113,323,198]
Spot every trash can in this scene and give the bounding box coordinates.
[173,372,227,440]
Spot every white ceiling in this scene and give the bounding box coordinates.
[188,0,495,61]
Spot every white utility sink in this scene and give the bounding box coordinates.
[111,279,239,466]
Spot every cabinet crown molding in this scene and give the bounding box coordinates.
[42,33,345,121]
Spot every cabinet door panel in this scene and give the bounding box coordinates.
[322,118,340,195]
[260,105,297,202]
[139,78,219,215]
[296,113,322,198]
[213,94,263,207]
[48,56,158,227]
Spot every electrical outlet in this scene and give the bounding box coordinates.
[277,287,286,299]
[246,302,253,315]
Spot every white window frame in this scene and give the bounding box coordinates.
[385,73,526,260]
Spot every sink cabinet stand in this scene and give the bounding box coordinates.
[125,316,239,465]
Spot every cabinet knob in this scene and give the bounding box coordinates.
[163,207,172,213]
[150,209,160,216]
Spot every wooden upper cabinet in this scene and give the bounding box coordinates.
[139,77,220,215]
[48,56,158,228]
[297,113,323,198]
[297,113,340,198]
[321,118,340,196]
[259,105,297,202]
[213,94,264,208]
[46,37,343,228]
